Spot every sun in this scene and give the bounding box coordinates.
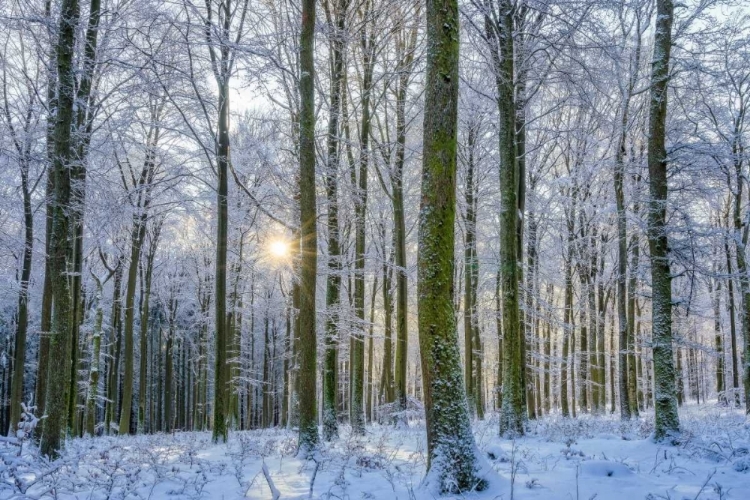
[268,239,290,259]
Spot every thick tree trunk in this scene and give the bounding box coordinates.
[297,0,318,454]
[646,0,680,440]
[34,0,57,434]
[418,0,486,492]
[486,0,525,438]
[40,0,80,458]
[213,75,230,442]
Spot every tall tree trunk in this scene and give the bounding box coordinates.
[138,226,158,433]
[380,250,395,405]
[544,283,553,413]
[40,0,80,458]
[393,53,411,422]
[562,216,574,417]
[34,0,57,435]
[67,0,102,437]
[725,237,741,406]
[613,20,641,416]
[731,142,750,412]
[418,0,486,492]
[105,258,123,434]
[525,211,538,420]
[323,0,347,441]
[85,271,108,436]
[297,0,319,454]
[213,71,230,441]
[646,0,680,440]
[615,125,631,418]
[350,3,374,434]
[627,212,641,417]
[263,309,271,427]
[366,275,378,422]
[711,268,726,403]
[8,161,33,435]
[463,125,478,418]
[486,0,524,437]
[495,270,502,411]
[119,202,149,435]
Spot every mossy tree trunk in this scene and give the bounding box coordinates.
[485,0,525,437]
[34,0,57,436]
[418,0,487,492]
[67,0,102,437]
[40,0,80,458]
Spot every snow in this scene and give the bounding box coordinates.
[2,405,749,499]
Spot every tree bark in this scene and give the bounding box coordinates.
[297,0,318,454]
[40,0,80,458]
[8,152,33,436]
[486,0,525,436]
[323,0,348,441]
[646,0,680,440]
[350,1,375,434]
[418,0,486,492]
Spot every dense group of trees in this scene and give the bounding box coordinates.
[0,0,748,492]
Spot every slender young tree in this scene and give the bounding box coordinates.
[2,47,40,435]
[200,0,251,444]
[84,261,115,436]
[418,0,487,492]
[322,0,349,443]
[350,0,377,435]
[118,109,162,436]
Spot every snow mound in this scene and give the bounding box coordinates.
[733,456,750,473]
[580,460,633,478]
[485,444,508,462]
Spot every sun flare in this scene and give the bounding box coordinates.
[268,239,290,259]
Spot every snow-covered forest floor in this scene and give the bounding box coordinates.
[3,406,749,500]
